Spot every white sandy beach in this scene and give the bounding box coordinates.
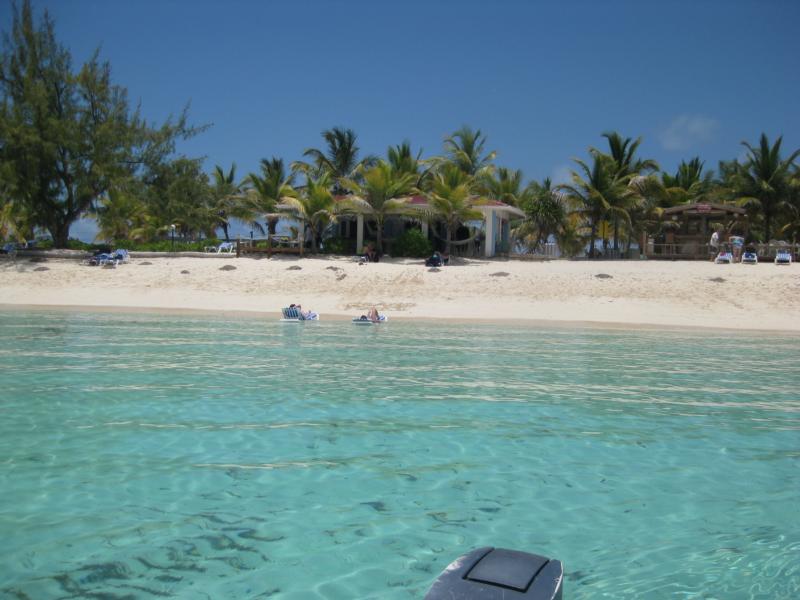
[1,253,799,332]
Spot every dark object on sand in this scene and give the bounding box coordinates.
[425,254,442,267]
[219,265,237,271]
[595,273,612,279]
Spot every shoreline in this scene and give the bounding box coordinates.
[2,254,799,334]
[2,301,800,336]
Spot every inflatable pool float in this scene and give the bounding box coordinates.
[352,315,388,325]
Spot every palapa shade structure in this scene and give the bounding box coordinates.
[650,202,747,259]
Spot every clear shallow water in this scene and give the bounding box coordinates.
[0,311,798,600]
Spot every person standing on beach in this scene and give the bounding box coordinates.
[710,229,720,260]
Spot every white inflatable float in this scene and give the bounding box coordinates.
[352,315,388,325]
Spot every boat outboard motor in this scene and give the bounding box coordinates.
[425,547,563,600]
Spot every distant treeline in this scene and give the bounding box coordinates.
[1,0,798,257]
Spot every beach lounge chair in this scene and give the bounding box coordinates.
[112,249,130,263]
[741,249,758,265]
[205,241,236,254]
[714,251,733,264]
[2,243,18,259]
[87,252,116,267]
[280,306,319,321]
[282,306,301,320]
[775,249,792,265]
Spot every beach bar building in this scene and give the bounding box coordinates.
[646,202,747,259]
[266,194,524,258]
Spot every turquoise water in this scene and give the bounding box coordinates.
[0,311,798,599]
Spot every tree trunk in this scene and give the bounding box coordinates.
[613,217,619,254]
[49,218,72,249]
[310,223,318,253]
[376,218,383,254]
[268,217,278,235]
[221,222,230,242]
[589,222,597,258]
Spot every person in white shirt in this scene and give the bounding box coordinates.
[709,230,720,260]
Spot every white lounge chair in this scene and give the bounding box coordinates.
[205,241,236,254]
[775,249,792,265]
[741,250,758,265]
[112,249,130,263]
[714,251,733,264]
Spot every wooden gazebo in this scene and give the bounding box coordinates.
[646,203,747,259]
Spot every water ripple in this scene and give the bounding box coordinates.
[1,310,799,598]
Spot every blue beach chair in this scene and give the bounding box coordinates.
[775,249,792,265]
[714,251,733,264]
[741,249,758,264]
[87,252,115,267]
[281,306,319,321]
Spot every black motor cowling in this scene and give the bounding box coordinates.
[425,547,563,599]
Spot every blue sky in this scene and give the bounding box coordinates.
[3,0,799,188]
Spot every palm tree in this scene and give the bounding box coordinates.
[442,126,496,177]
[387,141,435,190]
[479,167,525,206]
[731,133,800,241]
[600,132,659,177]
[660,157,715,205]
[515,178,569,253]
[559,150,630,258]
[293,127,376,194]
[140,157,211,240]
[598,132,659,254]
[92,187,145,242]
[248,157,296,235]
[339,160,418,253]
[279,173,337,253]
[425,163,483,254]
[0,176,33,243]
[209,163,253,241]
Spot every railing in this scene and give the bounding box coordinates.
[648,242,799,261]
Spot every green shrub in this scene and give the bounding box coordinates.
[31,238,218,252]
[390,229,432,258]
[26,238,90,250]
[321,236,356,255]
[66,239,92,250]
[113,239,216,252]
